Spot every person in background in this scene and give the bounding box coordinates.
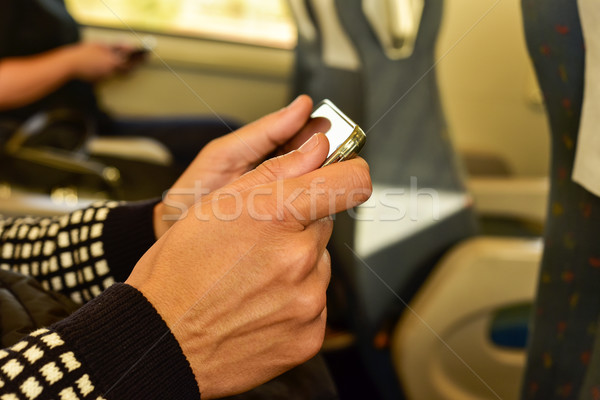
[0,0,235,167]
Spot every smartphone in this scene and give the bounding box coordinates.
[310,99,366,167]
[124,36,156,62]
[126,47,150,62]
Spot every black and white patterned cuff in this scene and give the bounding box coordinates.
[0,199,158,304]
[0,284,199,400]
[0,327,107,400]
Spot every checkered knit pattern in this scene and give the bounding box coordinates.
[0,284,200,399]
[0,202,118,304]
[0,328,106,400]
[0,200,200,398]
[0,200,158,304]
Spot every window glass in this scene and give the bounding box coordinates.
[65,0,297,49]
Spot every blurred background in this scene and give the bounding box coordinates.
[66,0,550,178]
[1,0,564,399]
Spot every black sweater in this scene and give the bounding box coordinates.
[0,201,200,399]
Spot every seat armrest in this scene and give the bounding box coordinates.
[86,136,173,166]
[468,177,549,224]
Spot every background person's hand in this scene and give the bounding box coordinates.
[67,42,127,82]
[153,94,330,238]
[110,43,149,73]
[0,41,144,109]
[126,135,371,398]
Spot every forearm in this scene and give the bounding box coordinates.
[0,284,200,399]
[0,46,78,110]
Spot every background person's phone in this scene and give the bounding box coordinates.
[126,47,150,62]
[122,36,156,62]
[310,99,366,167]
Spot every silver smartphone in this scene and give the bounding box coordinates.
[310,99,366,167]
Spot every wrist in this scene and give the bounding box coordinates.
[59,43,83,80]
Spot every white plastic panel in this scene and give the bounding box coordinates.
[392,237,542,400]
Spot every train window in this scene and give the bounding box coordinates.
[65,0,296,49]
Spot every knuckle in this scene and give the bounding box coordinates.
[320,250,332,284]
[312,292,328,316]
[257,156,285,181]
[296,321,326,361]
[295,290,327,321]
[288,242,319,273]
[303,336,324,361]
[264,241,316,283]
[321,248,331,267]
[251,195,305,232]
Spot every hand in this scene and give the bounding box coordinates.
[153,95,331,238]
[126,136,371,398]
[110,43,149,73]
[67,42,126,82]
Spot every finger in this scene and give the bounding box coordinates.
[223,132,330,193]
[262,157,372,226]
[217,95,314,163]
[279,117,331,155]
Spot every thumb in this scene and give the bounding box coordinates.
[225,133,329,193]
[217,94,314,163]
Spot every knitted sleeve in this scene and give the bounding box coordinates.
[0,200,158,304]
[0,283,200,399]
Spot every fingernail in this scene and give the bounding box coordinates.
[298,133,320,154]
